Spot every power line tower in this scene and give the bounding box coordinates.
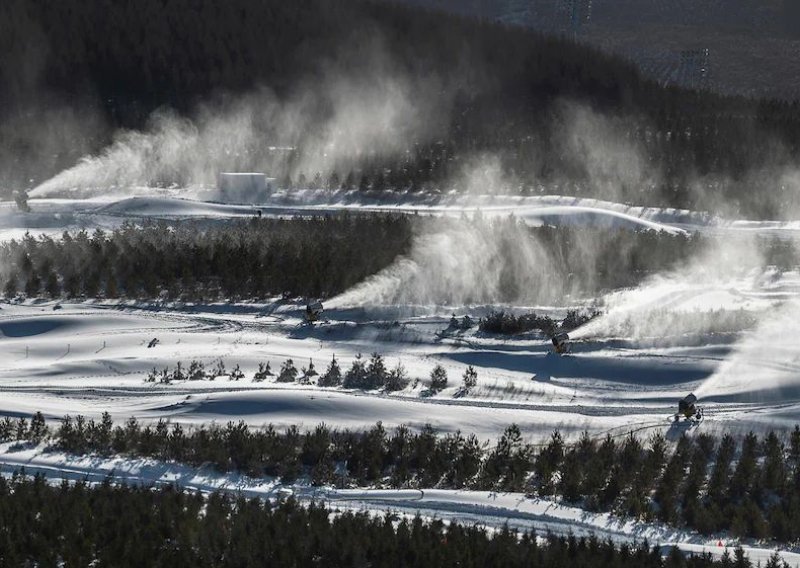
[554,0,592,37]
[678,48,710,89]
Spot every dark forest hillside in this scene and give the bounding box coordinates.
[2,0,800,215]
[0,473,760,567]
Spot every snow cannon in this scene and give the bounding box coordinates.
[551,332,570,355]
[305,301,324,324]
[676,393,703,422]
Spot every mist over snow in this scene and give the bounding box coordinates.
[327,217,565,308]
[30,35,455,199]
[552,101,662,203]
[6,2,800,563]
[570,234,774,341]
[696,298,800,403]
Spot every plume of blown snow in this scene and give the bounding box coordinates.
[552,101,662,202]
[29,97,277,198]
[570,234,768,341]
[30,32,454,200]
[695,299,800,403]
[327,217,564,308]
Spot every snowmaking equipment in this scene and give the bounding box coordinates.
[675,393,703,423]
[305,301,324,324]
[551,332,571,355]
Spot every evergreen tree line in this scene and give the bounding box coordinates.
[4,0,800,216]
[6,215,793,303]
[0,214,412,300]
[144,353,464,394]
[9,412,800,544]
[0,474,771,568]
[478,309,601,335]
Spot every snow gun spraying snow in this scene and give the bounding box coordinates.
[304,301,324,324]
[675,393,703,423]
[551,332,571,355]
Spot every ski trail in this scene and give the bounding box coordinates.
[0,444,797,567]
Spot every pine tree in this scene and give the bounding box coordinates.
[429,364,448,393]
[535,430,564,496]
[95,412,113,454]
[28,412,47,444]
[730,432,759,499]
[343,354,367,389]
[3,278,17,298]
[44,271,60,298]
[14,418,27,441]
[0,417,14,441]
[229,364,244,381]
[105,271,118,298]
[462,366,478,389]
[211,359,226,380]
[188,360,206,381]
[327,172,340,191]
[277,359,298,383]
[171,361,186,382]
[300,359,317,384]
[762,431,787,496]
[385,362,409,392]
[253,362,272,382]
[365,352,387,389]
[24,273,40,297]
[145,367,159,382]
[318,355,342,387]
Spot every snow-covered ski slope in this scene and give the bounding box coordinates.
[1,191,800,440]
[1,279,800,440]
[4,190,800,560]
[4,189,800,243]
[1,442,798,566]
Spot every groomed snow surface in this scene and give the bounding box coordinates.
[2,285,799,440]
[5,189,800,244]
[3,191,800,563]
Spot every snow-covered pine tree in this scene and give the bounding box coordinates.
[277,359,298,383]
[253,362,272,382]
[384,362,409,392]
[188,360,206,381]
[343,353,367,388]
[365,352,387,389]
[318,355,342,387]
[462,365,478,389]
[430,364,448,393]
[230,364,244,381]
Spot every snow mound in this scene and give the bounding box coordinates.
[0,318,76,338]
[0,312,167,339]
[95,196,257,218]
[510,205,686,234]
